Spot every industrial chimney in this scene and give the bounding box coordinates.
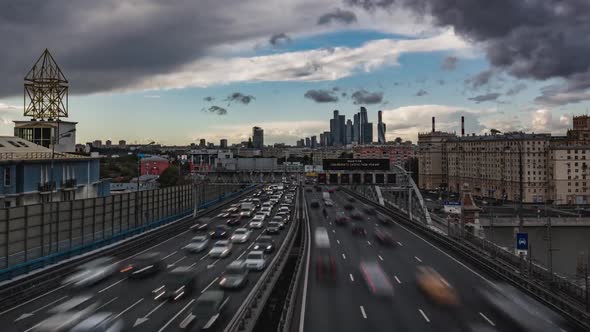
[432,117,435,132]
[461,116,465,137]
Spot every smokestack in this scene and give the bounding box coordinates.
[432,117,435,132]
[461,116,465,136]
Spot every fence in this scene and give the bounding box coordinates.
[0,183,242,275]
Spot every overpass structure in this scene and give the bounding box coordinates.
[0,172,588,331]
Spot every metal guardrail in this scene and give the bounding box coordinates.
[0,186,257,312]
[224,186,302,332]
[344,187,590,331]
[277,188,308,332]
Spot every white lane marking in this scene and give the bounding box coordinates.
[367,241,372,246]
[360,306,367,319]
[170,255,186,266]
[414,256,422,263]
[23,322,42,332]
[188,262,197,268]
[479,312,495,326]
[201,277,220,293]
[419,309,430,323]
[157,299,195,332]
[14,295,68,321]
[394,276,402,284]
[342,253,346,260]
[378,255,384,261]
[336,240,340,245]
[207,258,221,269]
[237,249,249,260]
[349,274,354,282]
[299,193,311,332]
[145,301,166,318]
[95,297,118,311]
[199,254,209,261]
[114,229,190,266]
[113,298,143,320]
[161,251,178,260]
[397,241,403,246]
[98,278,127,293]
[0,282,73,316]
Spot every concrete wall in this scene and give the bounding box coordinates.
[0,183,242,271]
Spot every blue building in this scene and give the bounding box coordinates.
[0,136,109,207]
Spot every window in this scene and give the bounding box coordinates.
[4,168,10,186]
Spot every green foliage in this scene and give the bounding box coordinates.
[100,155,138,182]
[158,165,180,187]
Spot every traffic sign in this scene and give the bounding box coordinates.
[516,233,528,250]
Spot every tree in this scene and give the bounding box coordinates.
[394,137,403,144]
[158,165,180,187]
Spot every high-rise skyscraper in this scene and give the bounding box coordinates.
[252,126,264,149]
[353,113,360,143]
[220,139,228,149]
[324,131,332,146]
[378,110,386,144]
[338,114,346,145]
[319,133,325,147]
[305,137,311,147]
[345,119,353,144]
[331,110,342,146]
[311,135,318,148]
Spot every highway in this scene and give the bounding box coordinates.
[300,189,573,332]
[0,185,297,332]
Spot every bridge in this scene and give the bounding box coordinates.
[0,170,588,331]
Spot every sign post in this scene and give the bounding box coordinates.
[516,232,528,256]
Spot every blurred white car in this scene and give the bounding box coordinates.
[184,235,209,253]
[252,214,266,222]
[249,221,263,229]
[62,257,118,288]
[208,241,233,258]
[244,251,267,271]
[230,228,252,243]
[260,207,272,216]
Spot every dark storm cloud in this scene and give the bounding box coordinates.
[317,8,357,25]
[468,93,501,103]
[465,69,495,90]
[269,33,291,46]
[304,89,339,103]
[441,56,458,71]
[206,106,227,115]
[505,83,527,96]
[346,0,590,105]
[535,72,590,106]
[415,89,428,96]
[0,0,275,97]
[351,89,383,104]
[225,92,255,105]
[203,96,214,102]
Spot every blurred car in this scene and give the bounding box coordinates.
[70,312,124,332]
[184,235,209,253]
[334,215,350,226]
[278,206,290,214]
[344,203,354,210]
[37,296,100,332]
[316,254,336,281]
[153,266,198,301]
[268,221,284,230]
[305,187,312,193]
[249,221,263,229]
[416,266,459,306]
[179,290,228,331]
[314,227,330,249]
[352,226,367,236]
[226,218,241,227]
[121,252,165,279]
[360,261,394,297]
[208,240,233,258]
[350,211,363,220]
[373,229,396,246]
[253,236,275,253]
[210,225,230,239]
[362,207,377,216]
[324,199,334,207]
[244,251,267,271]
[376,216,393,227]
[328,187,336,193]
[270,216,286,227]
[479,283,564,331]
[260,206,272,216]
[347,197,356,203]
[265,225,280,235]
[276,211,290,222]
[251,213,266,222]
[310,200,320,208]
[230,228,252,243]
[219,260,249,289]
[63,257,118,288]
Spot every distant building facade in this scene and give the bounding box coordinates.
[140,156,170,176]
[252,126,264,149]
[353,144,415,168]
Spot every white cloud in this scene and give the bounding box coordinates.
[192,120,327,145]
[530,109,571,133]
[0,102,21,135]
[132,30,470,92]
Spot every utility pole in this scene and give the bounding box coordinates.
[518,138,524,233]
[546,202,553,280]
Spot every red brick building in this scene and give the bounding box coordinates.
[140,156,170,176]
[352,144,415,167]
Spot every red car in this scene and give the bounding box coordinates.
[316,255,336,281]
[334,216,350,226]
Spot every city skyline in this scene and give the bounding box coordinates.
[0,1,588,146]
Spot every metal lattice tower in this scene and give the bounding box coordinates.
[24,49,68,120]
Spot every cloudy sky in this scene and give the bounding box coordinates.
[0,0,589,145]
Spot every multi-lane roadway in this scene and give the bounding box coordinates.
[299,189,571,332]
[0,185,297,332]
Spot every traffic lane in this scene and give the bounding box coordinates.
[6,196,279,331]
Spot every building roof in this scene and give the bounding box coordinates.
[142,155,168,162]
[447,132,552,142]
[0,136,91,161]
